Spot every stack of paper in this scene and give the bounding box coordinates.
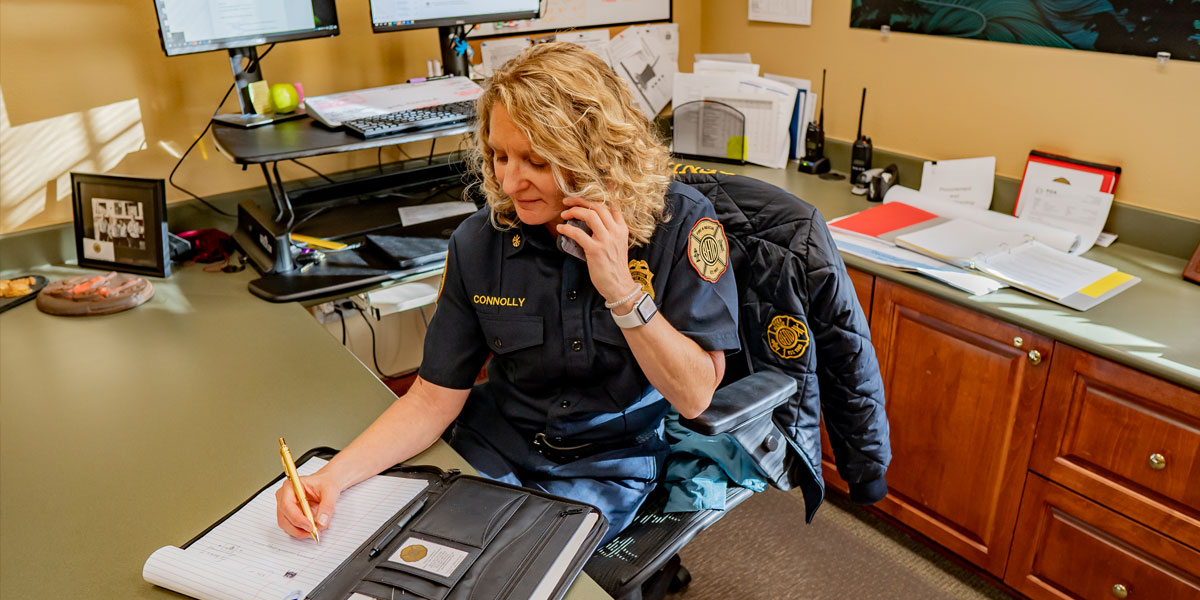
[673,60,805,169]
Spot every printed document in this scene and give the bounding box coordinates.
[609,27,676,119]
[975,241,1116,300]
[556,29,612,67]
[673,73,795,168]
[894,219,1031,268]
[1015,180,1113,254]
[480,37,533,77]
[143,458,428,600]
[919,157,996,210]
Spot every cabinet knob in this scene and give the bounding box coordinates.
[1027,349,1042,365]
[1112,583,1128,598]
[1148,453,1167,470]
[1013,336,1024,348]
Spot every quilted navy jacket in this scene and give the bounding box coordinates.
[675,167,891,521]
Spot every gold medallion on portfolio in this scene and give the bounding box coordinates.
[399,544,428,562]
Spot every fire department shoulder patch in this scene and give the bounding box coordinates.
[687,218,729,283]
[767,314,809,360]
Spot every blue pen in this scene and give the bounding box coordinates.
[368,496,428,558]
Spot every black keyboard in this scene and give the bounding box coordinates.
[342,101,477,138]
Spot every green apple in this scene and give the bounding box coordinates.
[270,83,300,114]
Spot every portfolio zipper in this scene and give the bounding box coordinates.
[494,508,584,600]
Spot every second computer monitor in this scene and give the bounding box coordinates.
[369,0,540,32]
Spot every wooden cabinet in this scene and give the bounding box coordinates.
[1030,345,1200,551]
[1006,475,1200,600]
[846,266,875,323]
[867,279,1053,576]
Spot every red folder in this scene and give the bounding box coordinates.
[828,202,940,238]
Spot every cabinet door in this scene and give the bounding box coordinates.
[869,279,1052,576]
[1030,345,1200,550]
[820,267,876,494]
[846,266,875,323]
[1006,474,1200,600]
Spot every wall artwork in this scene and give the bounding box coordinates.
[851,1,1200,62]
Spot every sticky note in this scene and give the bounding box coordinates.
[1078,271,1134,298]
[247,80,271,114]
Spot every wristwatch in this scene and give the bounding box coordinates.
[611,292,657,329]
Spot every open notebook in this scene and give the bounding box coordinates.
[144,453,606,600]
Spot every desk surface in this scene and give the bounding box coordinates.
[0,265,609,599]
[211,117,472,164]
[680,160,1200,392]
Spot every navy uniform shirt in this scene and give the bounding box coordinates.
[419,181,739,446]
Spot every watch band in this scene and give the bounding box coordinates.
[611,292,656,329]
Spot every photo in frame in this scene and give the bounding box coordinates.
[71,173,170,277]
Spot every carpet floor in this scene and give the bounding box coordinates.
[669,488,1017,599]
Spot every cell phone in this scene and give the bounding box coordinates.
[556,219,590,262]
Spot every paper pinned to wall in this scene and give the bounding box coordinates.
[555,29,612,66]
[479,37,533,77]
[608,27,676,119]
[749,0,812,25]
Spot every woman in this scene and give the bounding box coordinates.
[277,42,739,544]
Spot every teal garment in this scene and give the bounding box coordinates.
[663,412,769,513]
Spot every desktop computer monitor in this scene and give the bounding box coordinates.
[369,0,541,76]
[154,0,339,114]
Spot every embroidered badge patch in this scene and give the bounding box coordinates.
[628,259,655,299]
[688,218,729,283]
[767,314,809,360]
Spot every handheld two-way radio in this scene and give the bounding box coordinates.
[850,88,873,184]
[798,69,830,175]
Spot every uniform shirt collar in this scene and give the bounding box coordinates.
[504,222,557,257]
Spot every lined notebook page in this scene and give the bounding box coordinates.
[144,457,427,600]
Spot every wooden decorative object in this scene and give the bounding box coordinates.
[1184,242,1200,285]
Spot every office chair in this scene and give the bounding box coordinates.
[584,168,890,600]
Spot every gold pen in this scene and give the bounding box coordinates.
[279,437,320,543]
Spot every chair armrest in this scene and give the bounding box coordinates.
[678,371,796,436]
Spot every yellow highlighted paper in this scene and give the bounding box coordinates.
[1078,271,1134,298]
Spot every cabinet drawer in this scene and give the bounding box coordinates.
[845,267,874,323]
[1031,345,1200,549]
[1006,475,1200,600]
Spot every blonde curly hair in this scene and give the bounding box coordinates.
[470,42,672,247]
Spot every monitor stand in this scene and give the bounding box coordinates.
[212,46,307,128]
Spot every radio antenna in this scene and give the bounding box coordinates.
[818,69,827,128]
[856,87,867,139]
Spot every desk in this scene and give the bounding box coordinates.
[0,264,610,600]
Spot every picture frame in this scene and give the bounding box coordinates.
[71,173,170,278]
[1185,242,1200,285]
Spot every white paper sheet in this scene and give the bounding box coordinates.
[764,74,812,160]
[555,29,612,67]
[976,241,1116,300]
[919,156,996,210]
[608,27,674,119]
[480,37,533,77]
[895,219,1032,268]
[303,78,483,127]
[694,53,753,63]
[749,0,812,25]
[143,458,428,600]
[832,231,1005,296]
[693,59,760,76]
[884,186,1080,253]
[673,73,795,168]
[1015,180,1113,254]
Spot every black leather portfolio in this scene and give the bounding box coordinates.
[143,448,608,600]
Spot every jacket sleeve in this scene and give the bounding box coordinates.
[803,211,891,504]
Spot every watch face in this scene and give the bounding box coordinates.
[635,295,657,323]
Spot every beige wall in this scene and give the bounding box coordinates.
[699,1,1200,220]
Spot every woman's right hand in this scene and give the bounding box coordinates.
[275,469,342,539]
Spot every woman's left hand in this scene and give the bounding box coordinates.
[557,197,639,304]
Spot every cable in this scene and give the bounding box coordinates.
[333,306,347,345]
[427,138,436,165]
[168,43,278,218]
[290,159,335,183]
[353,305,415,380]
